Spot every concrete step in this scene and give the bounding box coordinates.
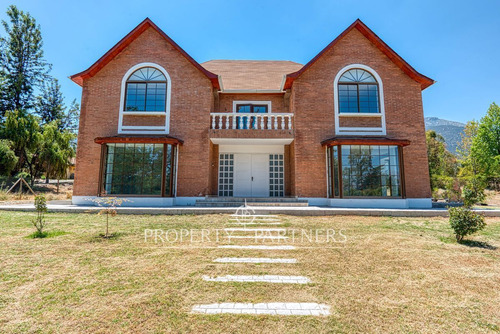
[195,201,308,207]
[200,197,305,203]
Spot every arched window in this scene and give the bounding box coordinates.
[125,67,167,112]
[338,68,380,114]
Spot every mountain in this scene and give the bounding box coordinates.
[424,117,465,155]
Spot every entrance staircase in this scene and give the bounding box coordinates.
[195,197,309,207]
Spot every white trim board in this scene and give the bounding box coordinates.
[333,64,386,136]
[211,138,293,146]
[118,62,172,135]
[219,144,284,154]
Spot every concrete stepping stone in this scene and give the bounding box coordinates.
[227,235,288,240]
[223,228,286,232]
[192,303,330,316]
[218,245,296,250]
[227,222,283,225]
[214,257,297,264]
[202,275,311,284]
[230,214,279,218]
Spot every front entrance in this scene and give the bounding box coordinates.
[233,154,269,197]
[217,145,285,198]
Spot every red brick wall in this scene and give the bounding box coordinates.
[75,26,431,200]
[73,27,213,197]
[217,93,286,113]
[291,28,431,198]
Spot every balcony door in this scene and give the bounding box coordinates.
[233,154,269,197]
[236,104,268,129]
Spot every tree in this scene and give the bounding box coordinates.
[426,130,457,190]
[457,120,480,177]
[35,78,65,126]
[31,194,47,237]
[2,109,42,183]
[60,99,80,151]
[0,5,50,117]
[470,103,500,187]
[39,121,75,185]
[0,139,17,175]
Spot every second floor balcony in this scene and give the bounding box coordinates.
[209,112,294,142]
[210,113,293,130]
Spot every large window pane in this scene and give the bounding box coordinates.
[102,143,175,196]
[328,145,402,197]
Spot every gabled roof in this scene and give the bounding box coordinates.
[202,60,303,91]
[283,19,435,90]
[70,18,220,89]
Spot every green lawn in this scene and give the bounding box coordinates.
[0,212,499,333]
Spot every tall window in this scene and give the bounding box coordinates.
[327,145,402,198]
[338,69,380,114]
[125,67,167,112]
[101,143,176,196]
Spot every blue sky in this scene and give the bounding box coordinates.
[1,0,499,123]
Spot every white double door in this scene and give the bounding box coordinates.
[233,154,269,197]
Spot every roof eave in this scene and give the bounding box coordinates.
[70,18,220,90]
[283,19,435,91]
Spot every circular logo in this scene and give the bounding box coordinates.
[234,204,256,224]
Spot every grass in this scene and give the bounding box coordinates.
[26,230,68,239]
[0,212,499,333]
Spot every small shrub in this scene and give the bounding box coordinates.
[448,206,486,242]
[31,194,47,236]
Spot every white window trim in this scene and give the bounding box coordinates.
[232,101,272,113]
[118,62,172,134]
[333,64,386,136]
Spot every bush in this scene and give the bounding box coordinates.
[462,177,486,207]
[448,206,486,242]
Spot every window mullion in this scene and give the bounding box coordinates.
[357,84,360,113]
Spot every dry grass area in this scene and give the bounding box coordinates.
[0,181,72,204]
[0,212,499,333]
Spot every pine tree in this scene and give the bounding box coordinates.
[35,78,65,125]
[0,5,51,116]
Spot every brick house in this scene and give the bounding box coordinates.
[70,18,434,208]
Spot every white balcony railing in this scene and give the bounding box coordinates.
[210,113,293,130]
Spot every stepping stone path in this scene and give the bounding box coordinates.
[214,257,297,264]
[223,228,286,232]
[227,235,289,240]
[218,245,295,250]
[192,211,330,316]
[192,303,330,316]
[203,275,311,284]
[228,222,284,225]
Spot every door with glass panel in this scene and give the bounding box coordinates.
[236,104,268,129]
[218,153,284,197]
